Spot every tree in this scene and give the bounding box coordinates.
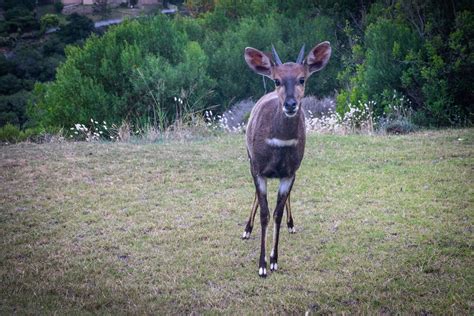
[40,14,60,32]
[3,0,36,11]
[58,13,95,44]
[3,5,39,33]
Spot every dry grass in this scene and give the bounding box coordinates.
[0,129,473,314]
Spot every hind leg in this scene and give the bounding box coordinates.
[242,192,258,239]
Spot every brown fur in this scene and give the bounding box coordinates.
[242,42,331,277]
[246,90,305,179]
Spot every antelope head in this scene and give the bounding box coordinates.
[244,42,332,118]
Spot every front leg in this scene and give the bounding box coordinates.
[270,176,295,272]
[254,175,269,277]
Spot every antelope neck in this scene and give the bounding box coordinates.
[271,106,301,140]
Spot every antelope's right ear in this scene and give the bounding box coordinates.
[244,47,272,77]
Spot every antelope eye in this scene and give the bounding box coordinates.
[299,78,305,85]
[274,79,281,86]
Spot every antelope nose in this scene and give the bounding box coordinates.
[284,99,297,112]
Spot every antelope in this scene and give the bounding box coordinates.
[242,42,331,277]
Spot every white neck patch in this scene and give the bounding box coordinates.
[265,138,299,147]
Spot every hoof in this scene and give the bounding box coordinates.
[258,267,267,277]
[270,262,278,271]
[288,226,296,234]
[241,230,251,239]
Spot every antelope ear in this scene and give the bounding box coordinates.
[244,47,272,77]
[306,41,331,75]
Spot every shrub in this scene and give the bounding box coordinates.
[58,13,94,44]
[0,123,21,142]
[203,13,338,109]
[0,90,30,127]
[4,6,39,33]
[0,74,23,95]
[379,118,418,135]
[302,96,336,118]
[31,15,216,129]
[337,1,473,127]
[54,1,64,13]
[40,14,60,32]
[219,98,254,131]
[337,18,421,117]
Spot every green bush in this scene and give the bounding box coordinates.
[412,10,474,126]
[40,13,60,32]
[337,1,473,127]
[58,13,94,44]
[0,74,23,95]
[337,18,420,117]
[0,123,21,142]
[4,6,39,33]
[0,90,30,127]
[25,1,472,130]
[0,123,47,143]
[203,13,338,109]
[31,15,210,129]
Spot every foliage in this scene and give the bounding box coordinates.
[336,18,421,117]
[40,14,60,32]
[0,123,48,143]
[201,12,338,109]
[54,1,64,13]
[0,39,65,128]
[3,0,36,11]
[22,0,474,129]
[0,91,30,127]
[2,5,39,34]
[0,7,88,128]
[0,74,23,95]
[31,15,212,129]
[337,0,473,126]
[185,0,215,17]
[58,13,95,44]
[0,123,21,142]
[11,43,62,82]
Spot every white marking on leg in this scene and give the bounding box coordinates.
[271,223,278,271]
[271,222,277,257]
[257,176,267,195]
[259,267,267,276]
[279,177,294,195]
[242,231,250,239]
[266,138,299,147]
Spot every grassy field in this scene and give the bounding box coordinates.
[1,129,473,314]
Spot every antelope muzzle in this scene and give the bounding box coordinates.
[283,98,298,117]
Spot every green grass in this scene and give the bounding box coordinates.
[1,129,473,314]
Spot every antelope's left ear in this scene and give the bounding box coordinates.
[244,47,272,77]
[306,41,332,75]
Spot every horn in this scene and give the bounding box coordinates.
[296,44,305,64]
[271,44,283,65]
